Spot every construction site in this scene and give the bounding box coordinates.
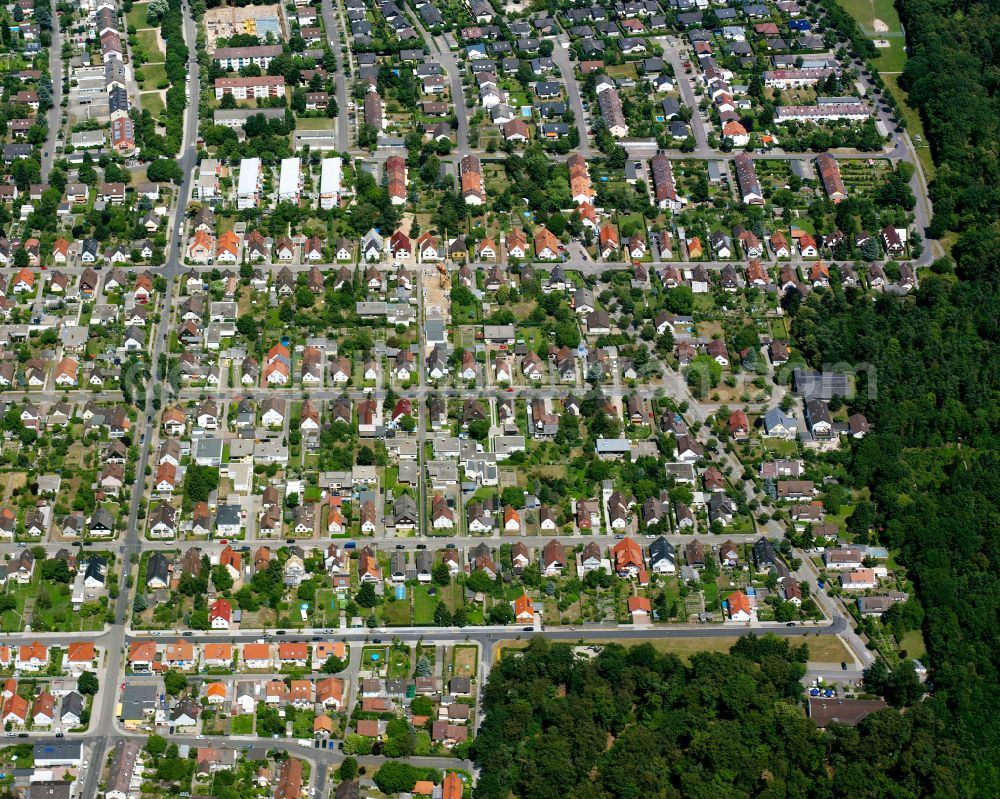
[203,4,287,50]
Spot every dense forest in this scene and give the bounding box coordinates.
[472,638,967,798]
[785,0,1000,791]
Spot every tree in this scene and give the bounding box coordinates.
[145,734,168,758]
[383,717,415,757]
[434,602,452,626]
[414,655,432,677]
[356,581,380,608]
[373,762,420,794]
[411,695,433,716]
[488,603,514,625]
[466,570,495,593]
[431,563,451,586]
[342,734,373,755]
[236,314,257,339]
[163,669,187,697]
[78,671,99,696]
[321,654,347,674]
[863,659,924,708]
[685,355,722,397]
[183,465,219,503]
[340,757,358,780]
[211,564,233,592]
[189,608,210,629]
[847,500,876,538]
[468,419,490,441]
[146,159,183,184]
[662,285,695,315]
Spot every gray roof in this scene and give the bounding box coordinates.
[215,503,241,527]
[649,536,676,566]
[763,407,797,431]
[32,741,82,764]
[60,691,84,718]
[107,740,141,795]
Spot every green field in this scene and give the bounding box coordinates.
[453,645,477,678]
[497,634,854,664]
[138,62,168,91]
[881,73,934,178]
[126,1,152,30]
[231,714,254,735]
[387,646,411,678]
[898,629,927,660]
[439,581,466,613]
[296,117,336,130]
[870,39,908,72]
[382,595,411,626]
[136,29,164,61]
[140,92,165,116]
[836,0,902,33]
[413,585,438,624]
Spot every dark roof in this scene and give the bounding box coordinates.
[649,536,675,564]
[808,697,887,728]
[752,537,777,567]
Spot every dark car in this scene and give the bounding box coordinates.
[395,544,405,549]
[841,662,848,670]
[416,543,427,549]
[276,630,286,635]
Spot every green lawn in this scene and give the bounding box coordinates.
[453,645,477,678]
[836,0,902,32]
[881,73,935,178]
[361,646,388,670]
[1,575,105,633]
[231,714,254,735]
[140,92,165,116]
[870,39,908,72]
[126,1,152,30]
[440,581,466,614]
[413,585,438,624]
[296,117,336,130]
[136,29,164,61]
[898,629,927,660]
[137,62,168,91]
[315,590,340,627]
[0,584,27,632]
[605,63,637,79]
[382,595,411,626]
[387,646,411,678]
